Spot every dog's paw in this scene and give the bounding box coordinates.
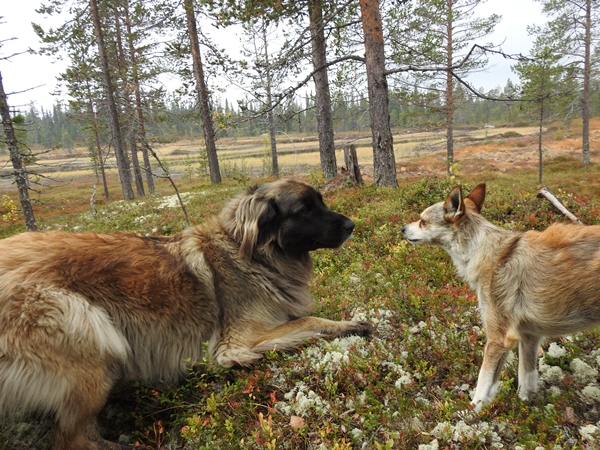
[89,434,130,450]
[343,320,374,337]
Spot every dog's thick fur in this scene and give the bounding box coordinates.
[0,178,371,449]
[402,183,600,411]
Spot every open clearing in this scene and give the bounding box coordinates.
[0,123,575,190]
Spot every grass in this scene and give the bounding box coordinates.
[3,156,600,449]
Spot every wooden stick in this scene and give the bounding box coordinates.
[537,187,583,225]
[90,185,97,219]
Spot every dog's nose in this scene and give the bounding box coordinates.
[401,226,406,234]
[343,219,355,234]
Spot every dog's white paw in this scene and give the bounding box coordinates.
[470,400,485,413]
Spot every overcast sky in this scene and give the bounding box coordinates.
[1,0,546,112]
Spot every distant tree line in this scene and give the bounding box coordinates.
[12,76,600,153]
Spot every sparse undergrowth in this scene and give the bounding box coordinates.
[3,159,600,449]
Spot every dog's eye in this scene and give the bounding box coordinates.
[419,219,427,228]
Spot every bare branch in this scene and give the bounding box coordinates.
[385,44,530,76]
[142,138,190,227]
[451,71,521,102]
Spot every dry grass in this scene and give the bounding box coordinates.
[0,123,556,191]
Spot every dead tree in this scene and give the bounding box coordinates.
[344,144,363,185]
[0,72,37,231]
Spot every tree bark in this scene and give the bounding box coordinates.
[308,0,337,180]
[358,0,397,187]
[538,100,544,184]
[0,71,37,231]
[582,0,591,165]
[89,0,134,200]
[184,0,221,184]
[87,97,109,199]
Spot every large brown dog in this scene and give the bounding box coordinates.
[0,179,371,449]
[402,184,600,411]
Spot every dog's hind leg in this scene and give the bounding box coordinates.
[471,330,518,411]
[517,334,542,403]
[53,368,120,450]
[0,287,130,450]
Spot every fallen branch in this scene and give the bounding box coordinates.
[537,187,583,225]
[143,140,190,227]
[90,185,97,219]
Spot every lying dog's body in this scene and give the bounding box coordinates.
[402,183,600,411]
[0,179,371,449]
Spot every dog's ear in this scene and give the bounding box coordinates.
[237,195,279,260]
[466,183,486,213]
[443,185,465,222]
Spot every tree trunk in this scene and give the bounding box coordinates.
[124,3,155,194]
[127,107,145,196]
[262,22,279,178]
[87,97,110,199]
[0,71,37,231]
[445,0,455,176]
[582,0,591,165]
[344,144,363,185]
[538,100,544,184]
[89,0,134,200]
[308,0,337,180]
[266,99,279,178]
[114,9,145,197]
[184,0,221,184]
[359,0,398,187]
[358,0,397,187]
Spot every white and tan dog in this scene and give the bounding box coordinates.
[402,183,600,411]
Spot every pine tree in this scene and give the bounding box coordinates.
[386,0,500,175]
[89,0,135,199]
[184,0,221,184]
[532,0,597,164]
[513,36,578,183]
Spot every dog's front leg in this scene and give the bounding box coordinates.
[471,333,514,411]
[250,316,373,355]
[210,317,372,368]
[517,334,542,403]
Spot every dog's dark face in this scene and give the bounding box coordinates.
[267,181,355,255]
[227,179,354,258]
